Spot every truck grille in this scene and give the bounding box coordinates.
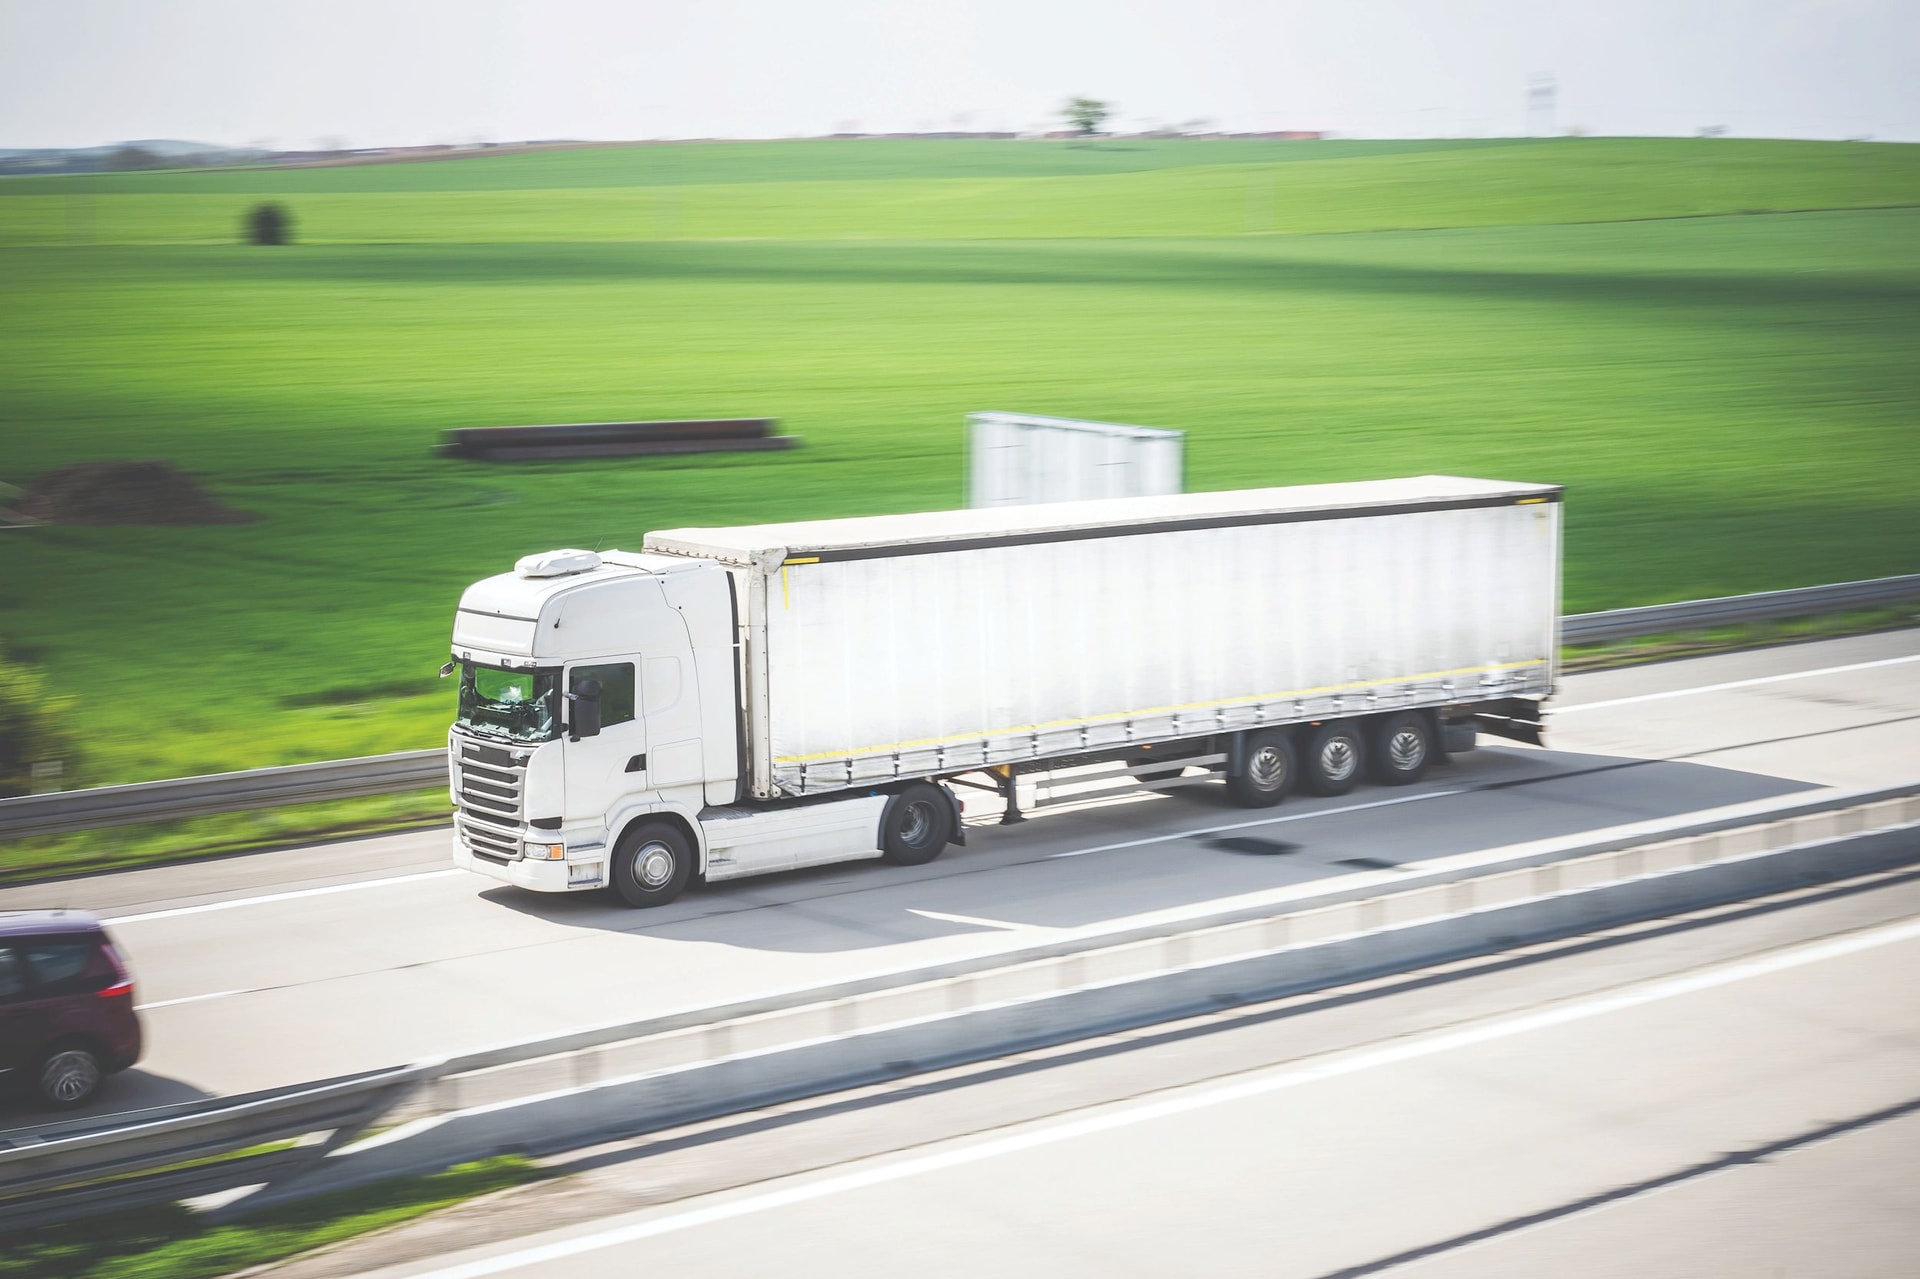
[454,737,527,861]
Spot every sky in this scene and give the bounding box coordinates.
[1,0,1915,150]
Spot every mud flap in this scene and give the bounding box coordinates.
[1474,698,1546,746]
[940,782,967,845]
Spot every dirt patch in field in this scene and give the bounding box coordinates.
[18,460,255,526]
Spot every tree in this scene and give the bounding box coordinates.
[246,202,294,246]
[1063,97,1112,138]
[105,145,161,172]
[0,647,75,797]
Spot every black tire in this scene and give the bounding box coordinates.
[1125,745,1201,770]
[1302,720,1366,797]
[1225,729,1296,808]
[881,783,953,866]
[1368,711,1433,786]
[609,820,693,908]
[35,1040,104,1110]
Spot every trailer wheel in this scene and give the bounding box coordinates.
[610,820,692,908]
[1302,720,1366,797]
[1226,730,1295,807]
[1368,711,1433,786]
[881,783,953,866]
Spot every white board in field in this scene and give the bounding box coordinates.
[968,412,1183,508]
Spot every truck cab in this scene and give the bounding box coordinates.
[447,549,739,894]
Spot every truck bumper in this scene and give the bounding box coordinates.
[451,837,598,893]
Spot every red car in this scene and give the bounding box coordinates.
[0,911,143,1109]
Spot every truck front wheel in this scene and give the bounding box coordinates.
[881,783,953,866]
[610,820,693,908]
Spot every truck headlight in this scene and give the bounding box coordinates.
[524,842,566,861]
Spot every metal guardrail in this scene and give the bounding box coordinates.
[0,1065,424,1231]
[6,784,1916,1226]
[2,575,1916,841]
[0,750,446,840]
[1562,573,1920,644]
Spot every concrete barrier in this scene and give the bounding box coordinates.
[263,801,1919,1203]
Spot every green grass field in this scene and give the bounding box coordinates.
[1,137,1917,800]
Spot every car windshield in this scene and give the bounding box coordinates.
[457,663,559,744]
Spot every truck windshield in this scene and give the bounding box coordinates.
[457,663,559,744]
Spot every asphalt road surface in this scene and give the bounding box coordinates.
[1,629,1915,1120]
[290,849,1920,1279]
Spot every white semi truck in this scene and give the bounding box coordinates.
[446,475,1561,906]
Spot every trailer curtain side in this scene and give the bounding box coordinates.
[647,478,1561,799]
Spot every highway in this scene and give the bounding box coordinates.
[311,862,1920,1279]
[1,628,1915,1120]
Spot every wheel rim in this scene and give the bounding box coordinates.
[42,1049,99,1104]
[1388,728,1426,771]
[899,800,936,847]
[636,841,676,889]
[1320,736,1357,782]
[1248,745,1288,789]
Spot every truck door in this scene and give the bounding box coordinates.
[639,646,705,795]
[565,660,644,824]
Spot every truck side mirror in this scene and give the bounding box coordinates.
[569,678,603,741]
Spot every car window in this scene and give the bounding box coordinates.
[23,940,100,995]
[0,948,22,1001]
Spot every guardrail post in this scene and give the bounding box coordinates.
[1164,934,1192,969]
[1446,880,1476,914]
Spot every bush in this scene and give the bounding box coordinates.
[0,648,75,797]
[245,202,294,246]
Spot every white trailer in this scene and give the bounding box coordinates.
[446,476,1561,907]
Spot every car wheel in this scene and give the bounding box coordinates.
[36,1041,103,1110]
[609,820,693,908]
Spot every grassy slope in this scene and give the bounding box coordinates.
[0,138,1916,790]
[0,1156,539,1279]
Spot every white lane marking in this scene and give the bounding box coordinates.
[135,988,249,1011]
[109,869,464,925]
[1555,653,1920,716]
[1045,789,1464,859]
[396,913,1920,1279]
[92,793,1461,926]
[907,909,1019,931]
